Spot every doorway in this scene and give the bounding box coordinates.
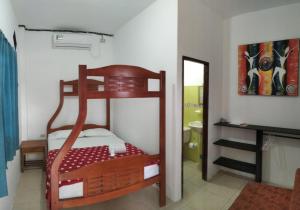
[182,56,209,196]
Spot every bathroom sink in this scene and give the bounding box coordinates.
[183,126,191,132]
[188,121,203,133]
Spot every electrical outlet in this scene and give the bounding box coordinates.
[40,134,46,138]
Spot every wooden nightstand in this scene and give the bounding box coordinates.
[20,140,48,172]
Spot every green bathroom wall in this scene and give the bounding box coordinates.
[183,86,203,162]
[184,86,203,126]
[183,133,202,162]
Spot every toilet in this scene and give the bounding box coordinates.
[183,126,191,143]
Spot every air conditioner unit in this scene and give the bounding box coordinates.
[52,33,92,50]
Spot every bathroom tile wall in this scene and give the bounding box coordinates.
[183,86,203,126]
[183,86,203,162]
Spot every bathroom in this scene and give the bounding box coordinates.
[182,58,206,192]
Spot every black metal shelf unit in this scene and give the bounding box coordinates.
[214,122,300,182]
[213,122,263,182]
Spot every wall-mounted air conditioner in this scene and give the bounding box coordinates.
[52,33,92,50]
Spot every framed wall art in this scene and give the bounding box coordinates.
[238,39,299,96]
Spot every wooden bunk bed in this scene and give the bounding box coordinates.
[46,65,166,210]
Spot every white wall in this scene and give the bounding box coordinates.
[0,0,17,44]
[113,0,179,201]
[178,0,224,180]
[222,3,300,187]
[20,31,114,140]
[0,0,21,209]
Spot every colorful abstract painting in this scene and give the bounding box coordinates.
[238,39,299,96]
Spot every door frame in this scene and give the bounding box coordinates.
[182,56,209,194]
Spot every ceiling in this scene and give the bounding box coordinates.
[12,0,300,35]
[12,0,155,35]
[201,0,300,18]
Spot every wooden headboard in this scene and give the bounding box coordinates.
[80,65,163,99]
[47,65,165,136]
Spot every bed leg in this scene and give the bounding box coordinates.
[159,179,166,207]
[50,189,60,210]
[50,203,59,210]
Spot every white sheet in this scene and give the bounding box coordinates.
[59,182,83,199]
[48,133,159,199]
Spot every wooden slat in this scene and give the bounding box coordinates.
[86,65,161,79]
[24,160,44,167]
[60,155,147,181]
[63,92,78,96]
[87,91,161,99]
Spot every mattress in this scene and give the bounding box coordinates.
[46,136,159,200]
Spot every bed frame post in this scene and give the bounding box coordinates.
[106,98,110,130]
[159,71,166,207]
[50,65,88,210]
[47,80,64,135]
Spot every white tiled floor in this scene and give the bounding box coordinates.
[182,160,248,210]
[13,163,249,210]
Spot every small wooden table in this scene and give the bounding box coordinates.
[20,140,48,172]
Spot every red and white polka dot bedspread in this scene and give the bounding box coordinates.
[46,143,158,199]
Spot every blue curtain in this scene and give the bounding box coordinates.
[0,31,19,197]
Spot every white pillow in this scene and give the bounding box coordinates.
[83,128,113,137]
[48,129,84,140]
